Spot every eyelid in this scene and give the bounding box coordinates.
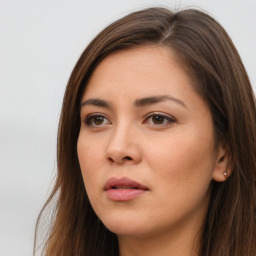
[83,112,111,127]
[82,111,175,128]
[143,112,176,126]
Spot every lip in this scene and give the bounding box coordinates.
[104,177,149,201]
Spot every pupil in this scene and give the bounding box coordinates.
[153,115,164,124]
[94,116,104,125]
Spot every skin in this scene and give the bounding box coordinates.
[77,46,229,256]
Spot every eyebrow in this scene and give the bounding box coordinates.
[134,95,187,108]
[81,98,111,108]
[81,95,187,109]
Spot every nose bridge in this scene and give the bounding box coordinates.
[106,118,141,164]
[113,117,133,142]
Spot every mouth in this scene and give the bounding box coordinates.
[104,177,149,201]
[111,186,141,189]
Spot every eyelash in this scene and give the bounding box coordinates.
[143,112,176,127]
[83,112,175,128]
[83,113,110,127]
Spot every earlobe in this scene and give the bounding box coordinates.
[212,144,232,182]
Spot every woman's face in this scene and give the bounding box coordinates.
[77,46,224,240]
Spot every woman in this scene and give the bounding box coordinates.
[34,7,256,256]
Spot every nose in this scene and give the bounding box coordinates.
[105,124,142,165]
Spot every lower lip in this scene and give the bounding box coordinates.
[105,189,147,201]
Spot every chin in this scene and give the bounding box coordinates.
[100,211,150,237]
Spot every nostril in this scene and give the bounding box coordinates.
[107,155,133,164]
[108,157,114,163]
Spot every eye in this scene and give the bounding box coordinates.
[83,113,110,127]
[143,113,175,127]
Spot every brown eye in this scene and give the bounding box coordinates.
[94,116,104,125]
[84,114,110,127]
[152,115,165,124]
[143,113,175,127]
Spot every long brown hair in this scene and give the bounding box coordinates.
[34,7,256,256]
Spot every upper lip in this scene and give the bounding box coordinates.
[104,177,149,190]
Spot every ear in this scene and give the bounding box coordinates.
[212,144,232,182]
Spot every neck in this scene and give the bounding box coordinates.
[117,199,208,256]
[118,225,202,256]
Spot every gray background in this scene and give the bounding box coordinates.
[0,0,255,255]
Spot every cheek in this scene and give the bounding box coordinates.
[145,128,216,191]
[77,134,107,210]
[77,132,102,168]
[77,133,105,187]
[144,135,215,222]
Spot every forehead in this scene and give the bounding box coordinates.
[86,46,190,93]
[84,46,195,99]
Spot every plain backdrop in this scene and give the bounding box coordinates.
[0,0,255,255]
